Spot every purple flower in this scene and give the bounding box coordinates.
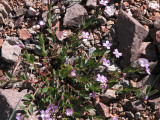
[71,69,76,77]
[82,31,89,39]
[145,67,151,75]
[139,59,149,68]
[113,49,122,58]
[99,0,109,6]
[112,116,118,120]
[16,115,24,120]
[18,43,23,48]
[92,92,97,98]
[66,108,73,116]
[40,110,50,120]
[52,106,58,113]
[101,83,107,90]
[96,74,107,83]
[144,96,149,101]
[103,40,112,49]
[123,73,126,77]
[103,58,110,67]
[39,20,46,26]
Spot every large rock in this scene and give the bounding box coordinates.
[1,41,21,63]
[117,10,149,68]
[63,3,87,28]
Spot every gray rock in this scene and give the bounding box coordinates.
[117,10,149,68]
[27,7,36,16]
[0,13,5,24]
[65,56,76,65]
[97,16,107,25]
[63,3,87,28]
[25,1,34,8]
[135,112,141,120]
[86,0,97,8]
[1,41,21,63]
[0,4,8,18]
[100,89,117,103]
[104,5,116,18]
[24,44,36,50]
[148,95,160,110]
[15,8,27,17]
[6,37,21,45]
[1,1,12,13]
[88,47,96,57]
[106,63,121,72]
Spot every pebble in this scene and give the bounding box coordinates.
[28,7,37,16]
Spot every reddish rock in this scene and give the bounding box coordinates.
[139,42,158,61]
[117,10,149,68]
[18,28,32,40]
[96,102,110,118]
[0,38,3,48]
[52,21,71,41]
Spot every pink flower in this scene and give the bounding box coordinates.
[39,20,46,26]
[103,40,112,49]
[96,74,107,83]
[103,58,110,67]
[71,69,76,77]
[66,108,73,116]
[82,31,89,39]
[113,49,122,58]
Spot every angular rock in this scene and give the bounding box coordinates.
[15,8,27,17]
[27,7,36,16]
[86,0,97,8]
[100,89,117,103]
[139,42,158,62]
[124,100,146,111]
[6,37,21,45]
[63,3,87,28]
[117,10,149,68]
[1,1,12,13]
[14,15,24,28]
[1,41,21,63]
[104,5,116,18]
[96,102,110,118]
[148,95,160,110]
[0,4,8,18]
[88,47,96,57]
[18,29,32,40]
[52,21,71,41]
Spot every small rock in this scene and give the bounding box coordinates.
[101,89,117,103]
[88,47,96,57]
[125,111,134,118]
[135,112,141,119]
[106,63,121,72]
[24,44,36,50]
[86,0,97,8]
[34,62,42,68]
[25,1,34,8]
[27,7,37,16]
[96,102,110,118]
[97,16,107,25]
[6,37,21,45]
[63,3,87,28]
[154,18,160,30]
[18,29,32,40]
[148,1,159,12]
[104,5,116,18]
[82,38,91,48]
[122,2,129,9]
[14,15,24,28]
[1,41,21,63]
[0,38,3,48]
[0,4,8,18]
[52,6,61,14]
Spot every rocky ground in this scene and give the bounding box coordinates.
[0,0,160,120]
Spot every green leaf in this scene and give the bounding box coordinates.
[146,85,151,95]
[24,74,28,80]
[135,89,141,99]
[29,104,33,115]
[36,45,41,50]
[148,90,159,96]
[24,94,32,100]
[9,97,22,120]
[42,87,48,93]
